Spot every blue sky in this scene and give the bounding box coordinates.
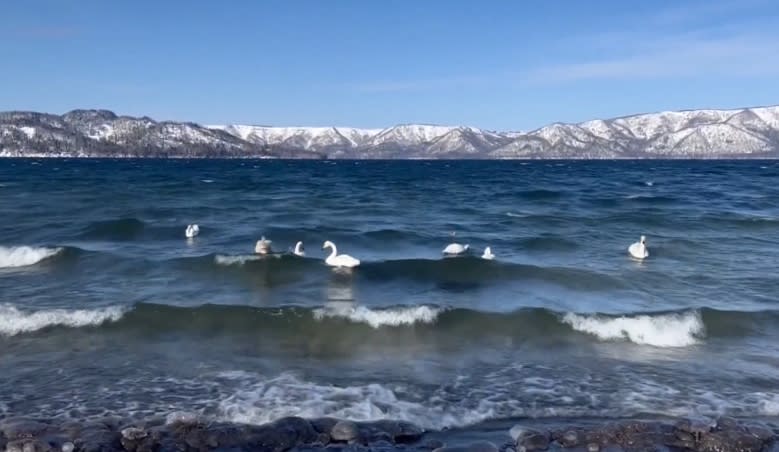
[1,0,778,131]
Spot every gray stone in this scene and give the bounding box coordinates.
[4,440,51,452]
[746,423,775,442]
[433,443,498,452]
[674,430,694,442]
[310,417,339,435]
[331,421,360,442]
[560,430,579,448]
[715,416,742,432]
[60,442,74,452]
[270,416,318,444]
[120,428,146,441]
[698,429,763,452]
[600,447,623,452]
[424,439,445,450]
[509,425,528,442]
[315,432,330,445]
[585,443,599,452]
[0,421,51,440]
[675,416,714,438]
[518,432,550,451]
[395,422,425,443]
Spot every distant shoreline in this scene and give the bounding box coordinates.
[1,155,778,160]
[2,106,779,159]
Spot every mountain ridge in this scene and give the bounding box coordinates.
[2,105,778,159]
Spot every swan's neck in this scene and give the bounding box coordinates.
[295,243,302,254]
[327,244,337,259]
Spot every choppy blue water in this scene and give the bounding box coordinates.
[0,159,778,429]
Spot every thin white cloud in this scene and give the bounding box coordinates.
[526,30,779,83]
[525,0,779,84]
[347,0,779,91]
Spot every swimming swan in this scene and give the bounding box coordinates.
[255,236,273,255]
[293,241,305,257]
[185,224,199,238]
[628,235,649,259]
[322,240,360,268]
[443,243,469,255]
[443,231,469,256]
[482,246,495,260]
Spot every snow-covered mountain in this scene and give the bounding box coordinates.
[2,105,779,158]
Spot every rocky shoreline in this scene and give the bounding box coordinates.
[1,414,777,452]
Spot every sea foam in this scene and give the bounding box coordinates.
[0,246,62,268]
[216,371,493,430]
[214,254,263,266]
[562,311,704,347]
[0,304,126,336]
[313,305,441,328]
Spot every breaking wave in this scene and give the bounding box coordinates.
[562,311,704,347]
[0,246,63,268]
[313,305,442,328]
[0,304,126,336]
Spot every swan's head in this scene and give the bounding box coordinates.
[640,235,646,244]
[322,240,335,250]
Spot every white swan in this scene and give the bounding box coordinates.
[293,241,305,257]
[443,231,469,256]
[443,243,469,256]
[322,240,360,268]
[628,235,649,259]
[482,246,494,260]
[185,224,199,238]
[255,236,273,255]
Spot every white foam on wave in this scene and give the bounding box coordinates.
[562,311,704,347]
[313,305,441,328]
[216,371,493,430]
[0,303,126,336]
[214,254,263,266]
[0,246,62,268]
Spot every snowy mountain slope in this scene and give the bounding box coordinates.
[2,105,779,158]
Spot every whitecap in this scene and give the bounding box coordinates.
[0,304,126,336]
[214,254,262,266]
[313,305,441,328]
[201,179,214,183]
[562,311,704,347]
[0,246,62,268]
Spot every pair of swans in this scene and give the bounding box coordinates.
[185,224,199,238]
[252,238,358,268]
[443,233,494,260]
[254,238,307,258]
